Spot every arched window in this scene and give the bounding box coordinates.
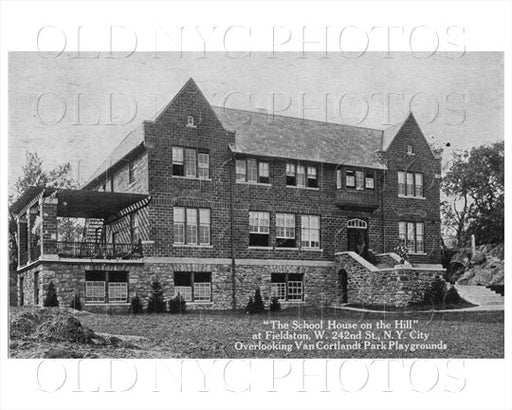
[407,144,414,155]
[347,218,367,229]
[186,115,195,127]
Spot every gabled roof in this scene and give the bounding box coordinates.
[84,124,145,189]
[213,107,387,169]
[84,79,437,186]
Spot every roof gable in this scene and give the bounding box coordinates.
[382,112,437,159]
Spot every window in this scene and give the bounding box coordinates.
[128,160,135,184]
[236,160,246,182]
[236,158,270,184]
[286,163,318,188]
[130,213,139,243]
[415,173,423,197]
[398,171,424,198]
[271,273,304,302]
[172,146,209,179]
[297,165,306,187]
[345,170,356,188]
[407,144,414,155]
[336,169,342,189]
[172,147,184,176]
[301,215,320,248]
[286,163,296,186]
[365,172,375,189]
[356,171,364,190]
[307,167,317,188]
[198,153,209,179]
[174,272,211,302]
[173,207,210,246]
[186,115,195,127]
[249,211,270,246]
[259,162,270,184]
[86,271,128,304]
[398,171,406,196]
[276,213,296,248]
[399,221,425,254]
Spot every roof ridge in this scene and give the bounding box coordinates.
[211,105,384,134]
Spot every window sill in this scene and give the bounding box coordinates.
[301,247,323,252]
[173,244,213,248]
[248,246,273,250]
[236,181,272,187]
[286,185,319,191]
[172,176,211,181]
[84,303,130,306]
[398,195,426,200]
[275,247,299,251]
[409,252,427,256]
[277,300,305,305]
[186,302,214,305]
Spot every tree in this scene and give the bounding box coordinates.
[130,295,143,315]
[253,287,265,313]
[43,281,59,307]
[9,152,79,268]
[69,294,82,311]
[146,278,166,313]
[442,142,504,246]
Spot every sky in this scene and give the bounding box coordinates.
[8,52,503,191]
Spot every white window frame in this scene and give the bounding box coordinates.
[399,221,425,254]
[198,153,209,179]
[86,281,105,303]
[249,211,270,234]
[108,282,128,303]
[301,215,320,248]
[276,213,295,239]
[174,207,210,246]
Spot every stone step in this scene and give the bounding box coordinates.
[454,284,504,306]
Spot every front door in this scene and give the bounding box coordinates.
[347,228,368,259]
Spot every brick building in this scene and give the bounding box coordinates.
[12,78,445,311]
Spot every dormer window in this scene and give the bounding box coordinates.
[407,145,414,155]
[186,115,196,128]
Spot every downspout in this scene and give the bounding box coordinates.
[381,169,386,253]
[229,151,237,311]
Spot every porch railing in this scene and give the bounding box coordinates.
[55,241,143,259]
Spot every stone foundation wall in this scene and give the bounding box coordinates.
[16,259,338,312]
[336,252,446,307]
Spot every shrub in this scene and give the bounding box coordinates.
[269,297,281,312]
[43,282,59,307]
[146,278,166,313]
[423,276,447,306]
[130,295,143,315]
[445,286,462,305]
[69,294,82,311]
[253,287,265,313]
[245,296,255,314]
[168,295,187,314]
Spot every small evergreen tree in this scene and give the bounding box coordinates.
[130,295,143,315]
[269,296,281,312]
[168,295,187,314]
[423,276,447,306]
[69,293,82,311]
[146,278,166,313]
[43,281,59,307]
[245,296,255,314]
[253,287,265,313]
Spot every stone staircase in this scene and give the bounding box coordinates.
[454,284,504,306]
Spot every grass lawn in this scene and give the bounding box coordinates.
[76,307,503,359]
[9,306,504,358]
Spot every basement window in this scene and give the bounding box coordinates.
[85,271,128,304]
[271,273,304,302]
[174,272,212,302]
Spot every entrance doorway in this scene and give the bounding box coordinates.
[347,218,368,259]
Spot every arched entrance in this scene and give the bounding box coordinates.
[347,218,368,259]
[338,269,348,303]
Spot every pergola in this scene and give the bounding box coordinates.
[12,187,150,267]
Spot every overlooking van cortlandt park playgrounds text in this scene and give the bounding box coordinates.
[7,52,504,358]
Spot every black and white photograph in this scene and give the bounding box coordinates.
[0,1,511,410]
[7,51,504,359]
